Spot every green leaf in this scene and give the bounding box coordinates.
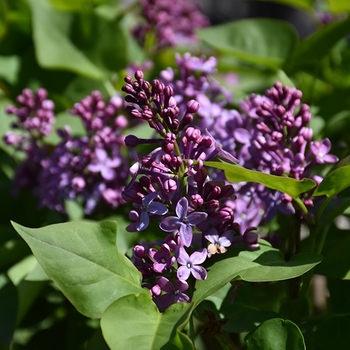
[192,241,322,307]
[70,11,127,73]
[285,16,350,73]
[0,55,20,84]
[204,161,316,199]
[0,276,18,349]
[328,0,350,13]
[196,18,298,68]
[245,318,305,350]
[11,220,146,319]
[29,0,105,79]
[313,164,350,198]
[101,293,192,350]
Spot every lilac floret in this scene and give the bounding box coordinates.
[205,227,234,257]
[176,247,207,281]
[137,192,169,231]
[155,276,190,311]
[160,197,207,247]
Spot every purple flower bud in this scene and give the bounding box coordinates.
[186,99,200,113]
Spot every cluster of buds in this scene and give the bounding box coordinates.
[132,0,209,50]
[121,71,259,310]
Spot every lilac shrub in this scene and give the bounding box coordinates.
[132,0,210,50]
[4,90,130,214]
[121,70,259,311]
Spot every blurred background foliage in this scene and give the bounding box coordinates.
[1,0,350,349]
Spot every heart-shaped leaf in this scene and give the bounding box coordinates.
[245,318,305,350]
[101,293,193,350]
[11,220,146,319]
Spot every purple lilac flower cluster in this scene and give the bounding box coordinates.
[224,83,339,224]
[159,53,240,137]
[121,71,258,311]
[132,0,209,50]
[4,90,130,214]
[157,54,338,229]
[4,88,55,193]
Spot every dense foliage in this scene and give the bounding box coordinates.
[1,0,350,349]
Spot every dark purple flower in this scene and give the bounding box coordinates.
[137,192,169,231]
[149,243,175,273]
[176,247,207,281]
[160,197,207,247]
[155,276,190,311]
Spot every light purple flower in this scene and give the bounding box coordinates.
[88,148,121,180]
[160,197,207,247]
[137,192,169,231]
[155,276,190,311]
[310,138,338,164]
[176,247,207,281]
[205,228,234,257]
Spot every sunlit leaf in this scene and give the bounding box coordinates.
[328,0,350,13]
[11,220,146,319]
[101,293,192,350]
[285,16,350,73]
[204,161,316,199]
[192,241,322,307]
[196,18,298,68]
[313,164,350,198]
[28,0,105,79]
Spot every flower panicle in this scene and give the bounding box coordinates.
[122,70,258,311]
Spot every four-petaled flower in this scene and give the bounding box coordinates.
[310,138,338,164]
[88,148,121,181]
[204,228,234,257]
[160,197,207,247]
[176,247,207,281]
[137,192,169,231]
[149,243,176,273]
[155,276,190,311]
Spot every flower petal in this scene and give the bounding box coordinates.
[156,276,174,293]
[177,266,191,281]
[176,247,189,265]
[149,202,169,215]
[189,248,207,264]
[187,211,208,226]
[190,265,207,280]
[159,216,181,232]
[179,223,193,247]
[176,197,188,219]
[137,211,149,231]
